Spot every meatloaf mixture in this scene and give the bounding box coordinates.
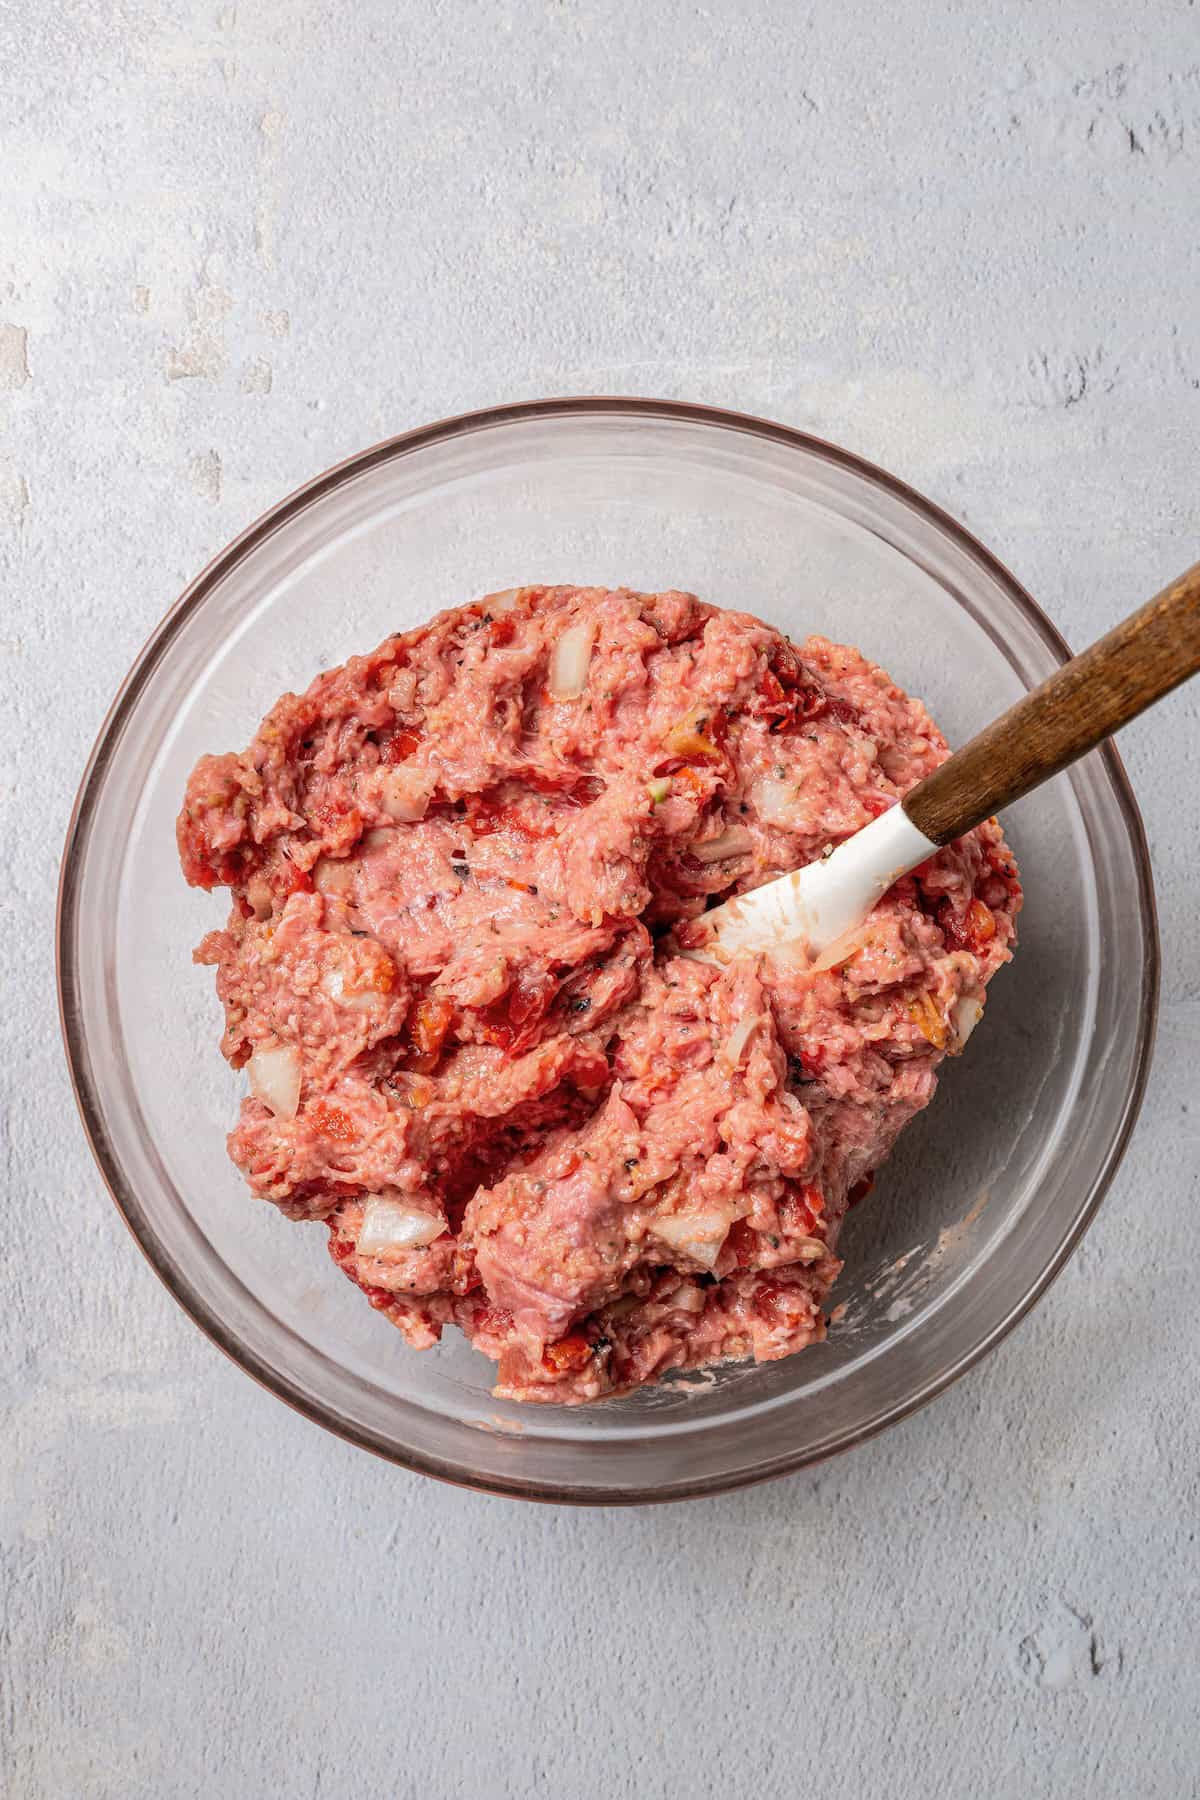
[179,585,1020,1402]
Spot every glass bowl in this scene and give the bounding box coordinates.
[58,398,1158,1503]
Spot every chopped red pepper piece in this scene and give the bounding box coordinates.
[939,896,996,953]
[307,1101,356,1143]
[543,1333,593,1373]
[403,996,454,1071]
[380,726,422,764]
[279,858,314,897]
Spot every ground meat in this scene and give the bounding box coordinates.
[179,584,1021,1402]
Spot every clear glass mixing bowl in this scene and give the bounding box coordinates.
[58,399,1158,1503]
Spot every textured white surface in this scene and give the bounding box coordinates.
[3,4,1200,1795]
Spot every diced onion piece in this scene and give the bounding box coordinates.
[665,1281,706,1314]
[688,824,753,864]
[313,856,355,895]
[646,777,671,805]
[724,1013,759,1066]
[792,1236,828,1263]
[764,942,809,975]
[357,1193,444,1254]
[247,1044,301,1119]
[548,621,595,701]
[322,966,378,1013]
[487,587,522,613]
[246,875,273,920]
[379,766,434,822]
[810,922,873,974]
[652,1208,734,1269]
[753,776,796,827]
[952,994,984,1048]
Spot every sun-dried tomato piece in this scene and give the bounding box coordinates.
[477,965,558,1053]
[751,644,861,734]
[752,644,822,728]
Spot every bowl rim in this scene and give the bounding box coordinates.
[57,394,1161,1504]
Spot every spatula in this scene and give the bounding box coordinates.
[697,560,1200,964]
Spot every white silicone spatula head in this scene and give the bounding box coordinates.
[695,559,1200,965]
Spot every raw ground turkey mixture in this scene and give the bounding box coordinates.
[179,585,1020,1402]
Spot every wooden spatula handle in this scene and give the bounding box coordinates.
[903,560,1200,846]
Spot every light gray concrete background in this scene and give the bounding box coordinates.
[3,3,1199,1795]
